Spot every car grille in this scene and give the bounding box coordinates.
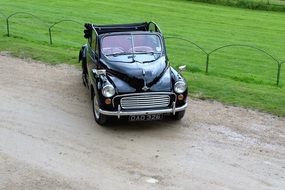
[120,94,170,110]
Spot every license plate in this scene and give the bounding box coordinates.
[129,114,163,122]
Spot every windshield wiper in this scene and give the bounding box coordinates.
[134,51,160,55]
[105,52,132,57]
[142,59,157,63]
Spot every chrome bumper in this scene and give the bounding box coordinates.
[99,103,187,119]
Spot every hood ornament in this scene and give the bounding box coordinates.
[142,69,149,91]
[142,85,149,91]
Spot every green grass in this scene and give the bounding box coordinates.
[187,0,285,12]
[0,0,284,116]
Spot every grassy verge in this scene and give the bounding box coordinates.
[0,0,284,116]
[187,0,285,12]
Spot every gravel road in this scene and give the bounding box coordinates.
[0,53,285,190]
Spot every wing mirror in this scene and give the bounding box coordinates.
[92,69,106,78]
[178,65,187,72]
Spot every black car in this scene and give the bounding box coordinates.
[79,22,188,125]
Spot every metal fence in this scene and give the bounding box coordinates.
[0,11,283,86]
[165,37,284,86]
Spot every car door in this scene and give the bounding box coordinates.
[87,30,99,88]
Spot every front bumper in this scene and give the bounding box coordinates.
[99,102,187,119]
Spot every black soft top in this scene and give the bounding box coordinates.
[84,22,160,38]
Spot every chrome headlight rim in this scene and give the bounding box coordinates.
[102,84,115,98]
[174,81,186,94]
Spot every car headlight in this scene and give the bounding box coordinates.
[102,84,115,97]
[174,81,186,94]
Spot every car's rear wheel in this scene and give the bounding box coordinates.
[92,94,107,125]
[171,110,185,120]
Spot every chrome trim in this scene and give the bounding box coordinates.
[120,94,170,110]
[92,69,106,77]
[99,103,187,118]
[178,65,187,72]
[112,92,177,108]
[91,25,99,36]
[172,102,176,115]
[149,21,162,33]
[118,105,121,119]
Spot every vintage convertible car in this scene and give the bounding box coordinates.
[79,22,188,125]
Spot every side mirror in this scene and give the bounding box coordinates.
[92,69,106,78]
[178,65,186,72]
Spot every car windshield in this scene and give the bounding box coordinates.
[101,34,162,63]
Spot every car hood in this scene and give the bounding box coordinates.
[102,57,169,91]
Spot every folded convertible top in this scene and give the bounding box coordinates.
[84,22,154,38]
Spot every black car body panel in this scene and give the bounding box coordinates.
[102,57,168,91]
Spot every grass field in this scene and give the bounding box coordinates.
[196,0,285,5]
[188,0,285,12]
[0,0,285,116]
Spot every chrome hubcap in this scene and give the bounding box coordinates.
[93,96,100,119]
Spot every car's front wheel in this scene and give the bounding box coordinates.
[92,94,107,125]
[82,58,88,87]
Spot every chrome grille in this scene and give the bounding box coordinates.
[120,94,170,110]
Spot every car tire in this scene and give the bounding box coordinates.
[82,58,88,87]
[171,110,185,120]
[92,94,107,125]
[82,74,88,87]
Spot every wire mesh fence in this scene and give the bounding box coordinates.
[0,11,283,86]
[165,37,284,86]
[48,19,82,45]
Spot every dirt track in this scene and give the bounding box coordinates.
[0,53,285,190]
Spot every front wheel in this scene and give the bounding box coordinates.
[92,94,107,125]
[81,56,88,87]
[171,110,185,120]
